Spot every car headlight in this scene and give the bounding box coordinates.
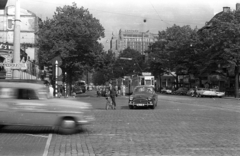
[148,97,152,101]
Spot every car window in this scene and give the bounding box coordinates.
[134,87,145,92]
[0,88,16,99]
[146,87,153,93]
[17,89,39,100]
[134,87,154,93]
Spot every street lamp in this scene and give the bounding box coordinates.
[119,57,143,73]
[64,72,67,98]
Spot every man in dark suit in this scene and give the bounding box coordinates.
[109,84,117,109]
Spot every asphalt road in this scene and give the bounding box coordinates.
[0,91,240,156]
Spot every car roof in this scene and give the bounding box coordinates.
[135,85,154,88]
[0,79,46,89]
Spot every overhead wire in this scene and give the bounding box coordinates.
[23,0,205,26]
[148,0,171,26]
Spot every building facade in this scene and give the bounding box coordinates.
[0,5,40,62]
[110,29,158,57]
[0,5,40,79]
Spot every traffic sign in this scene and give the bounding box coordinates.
[0,63,27,70]
[51,56,62,66]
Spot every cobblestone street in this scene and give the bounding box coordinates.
[47,94,240,156]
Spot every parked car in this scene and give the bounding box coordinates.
[161,88,172,94]
[196,88,225,98]
[173,87,188,95]
[129,86,158,109]
[186,88,195,96]
[0,79,94,134]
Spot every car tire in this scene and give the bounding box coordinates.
[129,105,133,109]
[151,104,155,109]
[0,125,5,130]
[59,117,78,135]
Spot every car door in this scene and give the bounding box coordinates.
[14,88,56,126]
[0,87,20,125]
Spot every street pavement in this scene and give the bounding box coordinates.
[46,91,240,156]
[0,91,240,156]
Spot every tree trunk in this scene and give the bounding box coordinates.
[176,74,179,89]
[159,75,161,92]
[235,65,239,98]
[199,77,203,88]
[68,70,73,96]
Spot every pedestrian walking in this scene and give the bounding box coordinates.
[49,84,54,98]
[193,86,198,97]
[115,85,118,97]
[109,84,117,109]
[72,85,76,98]
[122,85,126,96]
[118,85,121,96]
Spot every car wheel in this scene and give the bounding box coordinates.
[59,117,78,134]
[151,104,155,109]
[129,105,133,109]
[0,125,5,130]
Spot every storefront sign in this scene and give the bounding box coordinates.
[0,63,27,69]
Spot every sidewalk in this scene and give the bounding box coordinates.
[157,92,240,100]
[223,96,240,100]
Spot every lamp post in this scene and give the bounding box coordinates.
[13,0,21,79]
[64,72,67,98]
[55,60,58,97]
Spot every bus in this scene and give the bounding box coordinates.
[74,80,86,93]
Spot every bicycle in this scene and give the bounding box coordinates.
[105,97,114,110]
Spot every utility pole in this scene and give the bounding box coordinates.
[142,32,144,55]
[13,0,21,79]
[55,60,58,97]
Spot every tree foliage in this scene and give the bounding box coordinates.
[37,2,105,82]
[147,25,199,78]
[113,48,145,78]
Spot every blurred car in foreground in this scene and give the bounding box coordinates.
[129,86,158,109]
[0,79,94,134]
[196,88,225,98]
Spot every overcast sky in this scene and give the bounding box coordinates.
[6,0,240,50]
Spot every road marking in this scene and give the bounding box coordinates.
[42,134,52,156]
[25,134,49,138]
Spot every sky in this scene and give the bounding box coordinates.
[5,0,240,51]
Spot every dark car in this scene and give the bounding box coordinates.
[128,86,158,109]
[74,81,86,94]
[173,87,188,95]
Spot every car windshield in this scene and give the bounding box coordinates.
[134,87,153,93]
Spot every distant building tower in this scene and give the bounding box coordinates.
[109,29,158,57]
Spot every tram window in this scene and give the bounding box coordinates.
[145,80,151,85]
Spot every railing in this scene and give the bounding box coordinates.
[19,60,40,80]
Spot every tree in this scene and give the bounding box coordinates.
[147,24,198,88]
[198,9,240,97]
[37,2,105,92]
[113,48,144,78]
[91,49,117,85]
